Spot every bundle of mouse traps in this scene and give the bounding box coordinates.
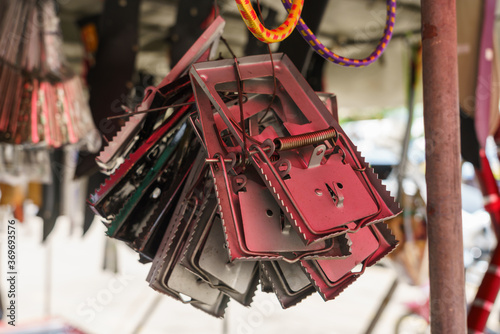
[89,17,400,317]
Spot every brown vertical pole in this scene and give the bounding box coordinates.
[421,0,466,333]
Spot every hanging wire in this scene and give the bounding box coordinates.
[233,57,248,166]
[255,0,278,125]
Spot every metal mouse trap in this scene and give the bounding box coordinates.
[189,53,400,245]
[194,78,351,262]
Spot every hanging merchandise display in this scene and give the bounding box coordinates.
[89,17,400,317]
[0,0,100,183]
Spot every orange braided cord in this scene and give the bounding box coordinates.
[235,0,304,43]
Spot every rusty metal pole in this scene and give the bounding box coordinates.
[421,0,466,333]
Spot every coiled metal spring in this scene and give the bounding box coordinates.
[273,127,337,151]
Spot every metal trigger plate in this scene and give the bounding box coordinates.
[284,154,378,234]
[198,217,256,294]
[239,178,325,252]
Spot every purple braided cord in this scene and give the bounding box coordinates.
[282,0,396,67]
